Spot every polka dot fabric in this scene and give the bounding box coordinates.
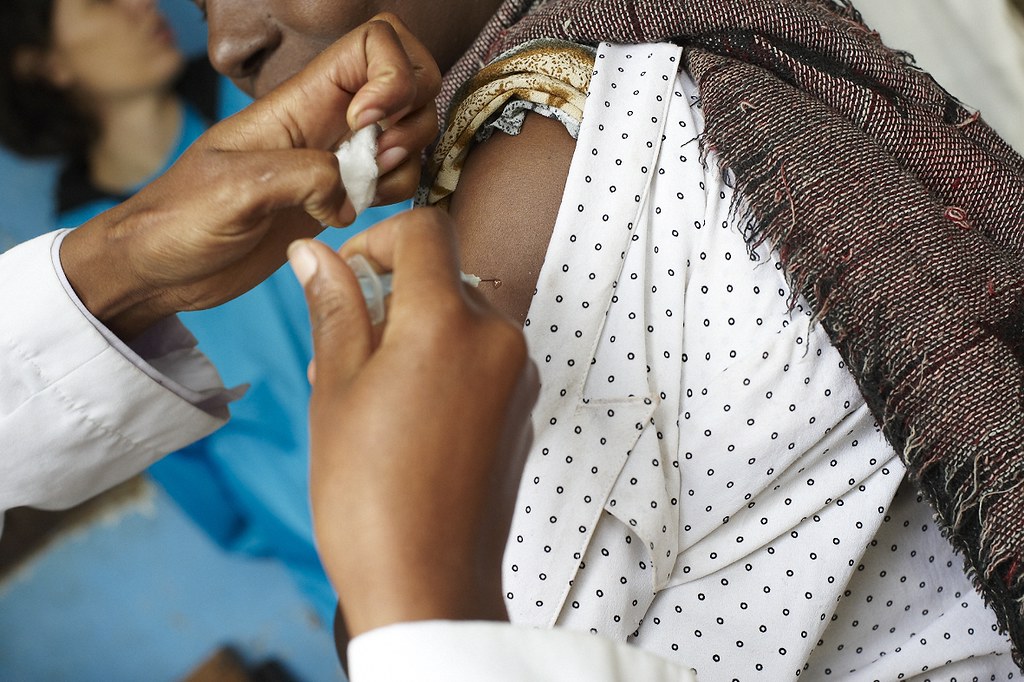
[501,42,1015,679]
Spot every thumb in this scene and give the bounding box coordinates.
[288,239,373,387]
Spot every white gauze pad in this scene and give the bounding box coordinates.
[335,125,379,215]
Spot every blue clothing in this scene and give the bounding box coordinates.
[52,63,404,622]
[153,209,400,622]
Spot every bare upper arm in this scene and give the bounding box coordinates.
[447,112,577,325]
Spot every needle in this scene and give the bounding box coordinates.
[347,254,504,325]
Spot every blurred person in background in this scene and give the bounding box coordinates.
[0,0,249,225]
[0,0,403,622]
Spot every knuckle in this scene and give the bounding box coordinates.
[309,280,354,337]
[229,177,264,212]
[217,161,276,215]
[312,307,349,347]
[389,205,447,233]
[414,294,469,347]
[305,155,342,198]
[421,61,442,94]
[409,205,450,232]
[412,108,440,144]
[377,163,421,202]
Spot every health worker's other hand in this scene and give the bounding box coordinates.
[61,14,439,340]
[291,208,538,639]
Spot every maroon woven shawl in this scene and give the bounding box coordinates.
[438,0,1024,666]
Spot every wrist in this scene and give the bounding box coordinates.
[329,548,508,638]
[60,208,167,341]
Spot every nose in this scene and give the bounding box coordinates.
[206,1,282,89]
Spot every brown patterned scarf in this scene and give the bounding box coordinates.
[435,0,1024,667]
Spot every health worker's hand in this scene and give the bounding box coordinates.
[291,207,538,640]
[60,14,439,340]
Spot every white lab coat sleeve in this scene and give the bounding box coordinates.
[347,621,698,681]
[0,230,228,524]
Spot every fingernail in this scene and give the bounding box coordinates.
[287,240,318,286]
[377,146,408,175]
[355,108,385,130]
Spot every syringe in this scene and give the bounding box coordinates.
[346,254,492,325]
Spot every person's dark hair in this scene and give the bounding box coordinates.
[0,0,99,158]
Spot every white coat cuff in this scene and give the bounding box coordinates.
[52,229,244,416]
[348,621,697,681]
[0,231,229,514]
